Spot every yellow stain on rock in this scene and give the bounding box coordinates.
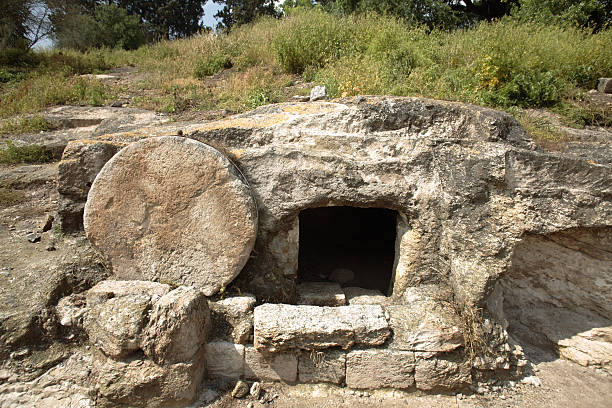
[196,113,290,131]
[282,102,344,115]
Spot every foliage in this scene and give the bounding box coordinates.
[0,73,113,119]
[52,3,145,50]
[272,8,360,74]
[0,140,51,164]
[116,0,205,40]
[194,54,232,78]
[0,115,57,136]
[1,0,53,51]
[511,0,612,30]
[1,8,610,130]
[214,0,280,30]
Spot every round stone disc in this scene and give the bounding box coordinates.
[84,136,257,296]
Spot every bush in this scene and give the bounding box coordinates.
[272,8,359,73]
[194,54,233,78]
[0,48,40,67]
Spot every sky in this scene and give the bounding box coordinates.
[202,0,224,29]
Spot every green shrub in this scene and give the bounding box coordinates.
[272,8,359,73]
[0,48,41,67]
[0,140,51,164]
[194,54,233,78]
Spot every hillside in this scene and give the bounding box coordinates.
[1,9,610,147]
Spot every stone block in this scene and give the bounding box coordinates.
[343,287,389,305]
[298,349,346,384]
[414,352,471,391]
[346,349,415,390]
[205,341,244,379]
[254,304,390,352]
[141,287,211,364]
[86,280,171,307]
[244,345,297,383]
[296,282,346,306]
[210,294,256,344]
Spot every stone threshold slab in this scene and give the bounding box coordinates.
[254,303,390,352]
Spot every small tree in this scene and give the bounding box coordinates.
[53,3,145,50]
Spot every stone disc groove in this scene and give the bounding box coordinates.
[84,136,257,296]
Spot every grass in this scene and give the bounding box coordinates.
[0,9,610,135]
[0,140,52,165]
[0,116,58,136]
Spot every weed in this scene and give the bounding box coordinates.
[0,116,58,136]
[0,140,51,165]
[194,54,232,78]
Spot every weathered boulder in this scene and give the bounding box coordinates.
[83,136,258,296]
[92,350,206,408]
[86,280,171,306]
[209,294,256,344]
[84,294,150,359]
[254,304,390,352]
[141,286,211,365]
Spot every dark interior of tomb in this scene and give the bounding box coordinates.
[297,206,397,295]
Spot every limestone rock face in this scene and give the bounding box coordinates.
[141,286,211,365]
[387,286,463,353]
[244,345,298,383]
[205,341,245,379]
[57,96,612,385]
[254,304,390,352]
[83,136,258,296]
[414,352,471,391]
